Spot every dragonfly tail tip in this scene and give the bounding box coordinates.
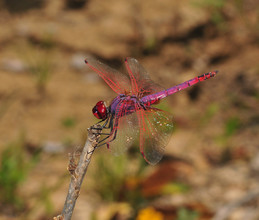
[84,59,88,64]
[210,70,219,77]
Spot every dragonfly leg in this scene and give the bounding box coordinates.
[106,128,118,145]
[93,115,114,146]
[100,118,110,129]
[96,129,118,148]
[103,118,119,148]
[91,113,121,150]
[95,118,106,125]
[91,116,111,131]
[96,115,120,149]
[98,133,112,144]
[87,131,114,154]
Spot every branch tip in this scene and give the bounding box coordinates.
[55,124,102,220]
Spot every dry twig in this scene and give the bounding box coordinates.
[54,124,102,220]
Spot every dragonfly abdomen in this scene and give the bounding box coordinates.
[141,71,218,106]
[166,71,218,96]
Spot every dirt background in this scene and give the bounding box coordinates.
[0,0,258,219]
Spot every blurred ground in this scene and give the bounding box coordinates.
[0,0,258,220]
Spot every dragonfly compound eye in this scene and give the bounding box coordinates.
[92,101,107,119]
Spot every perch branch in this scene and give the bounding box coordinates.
[54,124,102,220]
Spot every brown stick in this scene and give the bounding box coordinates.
[53,125,102,220]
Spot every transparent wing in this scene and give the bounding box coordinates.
[124,57,164,97]
[136,107,174,165]
[85,57,131,94]
[106,100,139,156]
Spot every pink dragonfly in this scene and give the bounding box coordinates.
[85,57,218,165]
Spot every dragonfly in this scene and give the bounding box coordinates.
[85,57,218,165]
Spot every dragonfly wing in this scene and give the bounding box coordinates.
[136,108,174,165]
[85,57,131,94]
[106,101,139,156]
[125,57,164,96]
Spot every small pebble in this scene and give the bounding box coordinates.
[42,141,65,154]
[1,58,27,73]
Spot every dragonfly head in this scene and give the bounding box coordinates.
[92,101,108,120]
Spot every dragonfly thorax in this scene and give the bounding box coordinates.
[92,101,108,119]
